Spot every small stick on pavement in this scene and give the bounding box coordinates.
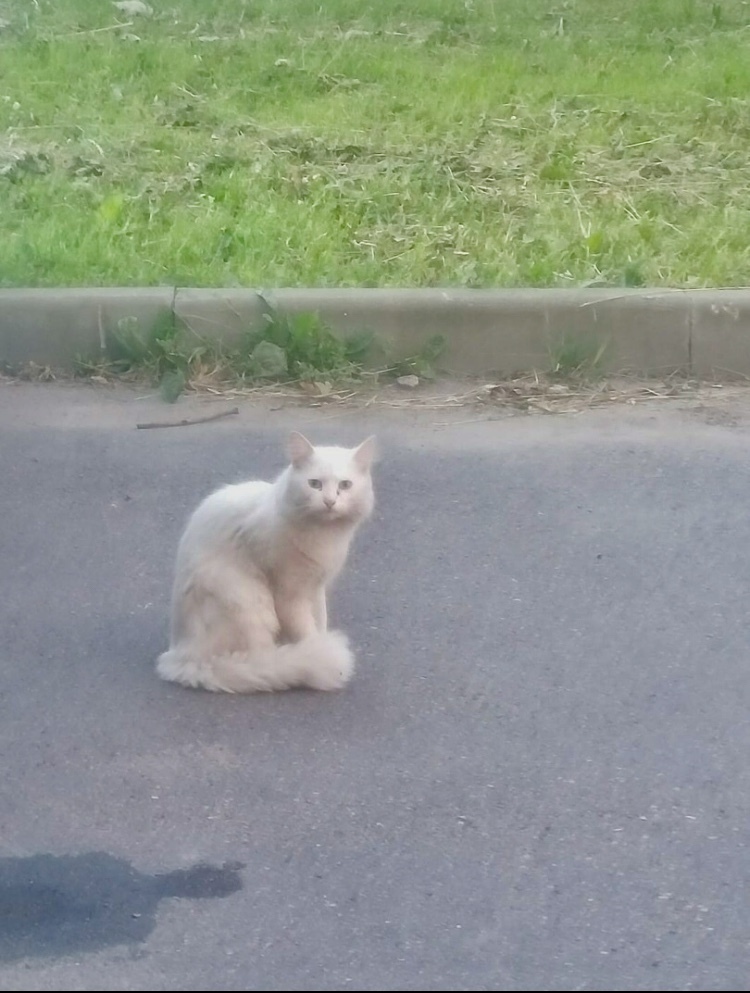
[136,407,239,430]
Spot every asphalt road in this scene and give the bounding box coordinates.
[2,381,750,992]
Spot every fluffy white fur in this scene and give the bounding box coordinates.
[157,432,376,693]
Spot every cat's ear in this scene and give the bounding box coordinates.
[352,435,377,472]
[287,431,315,467]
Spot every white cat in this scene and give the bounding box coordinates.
[156,431,376,693]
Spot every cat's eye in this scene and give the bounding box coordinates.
[308,478,323,490]
[338,479,353,491]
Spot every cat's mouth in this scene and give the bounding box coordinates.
[317,504,349,523]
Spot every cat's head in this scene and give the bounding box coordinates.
[283,431,376,525]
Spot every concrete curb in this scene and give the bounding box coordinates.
[1,287,750,376]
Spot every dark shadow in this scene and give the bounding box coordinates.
[0,852,244,962]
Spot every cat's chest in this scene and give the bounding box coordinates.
[272,529,349,585]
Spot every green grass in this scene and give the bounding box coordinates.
[2,0,750,287]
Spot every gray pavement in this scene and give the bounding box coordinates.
[2,381,750,992]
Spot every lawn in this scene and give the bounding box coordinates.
[1,0,750,288]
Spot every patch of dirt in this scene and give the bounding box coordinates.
[5,369,750,437]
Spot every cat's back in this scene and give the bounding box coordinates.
[206,479,272,511]
[177,478,273,557]
[191,478,272,526]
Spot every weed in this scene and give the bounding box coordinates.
[239,311,365,382]
[91,312,218,399]
[549,332,609,379]
[390,334,446,380]
[108,313,203,380]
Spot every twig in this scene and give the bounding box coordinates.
[431,417,493,426]
[136,407,239,430]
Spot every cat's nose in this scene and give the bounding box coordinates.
[323,496,336,509]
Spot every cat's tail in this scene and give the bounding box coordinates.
[156,630,354,694]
